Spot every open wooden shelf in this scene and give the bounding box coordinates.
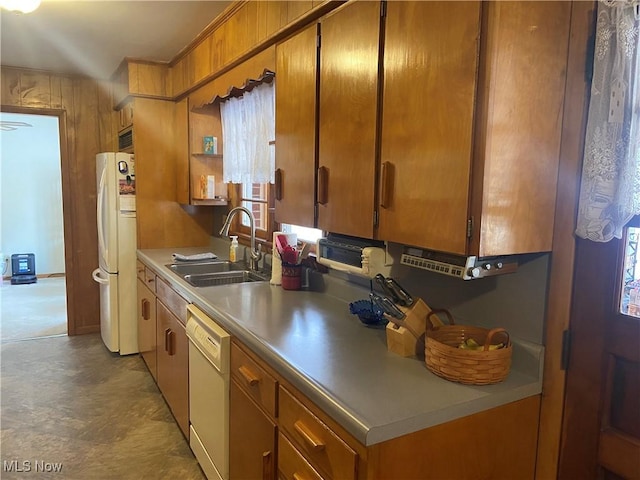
[191,197,229,206]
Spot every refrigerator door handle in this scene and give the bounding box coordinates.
[92,268,109,285]
[97,166,107,267]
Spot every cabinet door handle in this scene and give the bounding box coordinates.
[141,299,150,320]
[275,168,283,201]
[293,420,326,451]
[164,328,171,353]
[168,331,175,356]
[380,161,393,209]
[317,166,328,205]
[238,365,260,386]
[261,450,273,480]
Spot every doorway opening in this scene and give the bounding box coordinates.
[0,111,68,341]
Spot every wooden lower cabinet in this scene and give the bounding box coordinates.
[278,433,323,480]
[156,300,189,438]
[229,379,277,480]
[231,339,541,480]
[136,278,157,380]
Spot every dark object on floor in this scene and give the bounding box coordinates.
[11,253,37,285]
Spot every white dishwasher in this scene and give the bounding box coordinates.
[186,304,231,480]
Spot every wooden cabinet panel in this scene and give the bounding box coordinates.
[156,276,188,325]
[117,100,134,132]
[136,260,146,282]
[376,1,570,257]
[243,1,259,58]
[230,379,277,480]
[190,37,213,86]
[275,23,318,227]
[175,98,190,205]
[210,26,227,77]
[156,300,189,438]
[317,1,380,238]
[279,386,357,480]
[472,1,571,256]
[371,396,540,479]
[135,62,169,97]
[136,278,157,380]
[231,342,278,418]
[222,7,246,65]
[170,57,189,97]
[278,433,323,480]
[378,1,480,255]
[258,1,288,42]
[287,1,313,23]
[133,97,213,248]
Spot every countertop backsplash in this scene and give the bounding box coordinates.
[209,235,548,345]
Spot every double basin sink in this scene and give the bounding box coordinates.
[167,260,269,287]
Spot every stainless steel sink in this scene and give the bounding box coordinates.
[184,270,269,287]
[166,261,269,287]
[167,261,236,276]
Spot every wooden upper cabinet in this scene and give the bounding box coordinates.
[111,59,170,109]
[378,1,571,257]
[317,1,381,238]
[378,1,480,255]
[275,23,319,228]
[470,1,571,256]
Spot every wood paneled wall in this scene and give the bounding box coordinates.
[1,67,116,335]
[133,97,213,248]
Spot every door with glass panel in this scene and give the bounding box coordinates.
[559,217,640,479]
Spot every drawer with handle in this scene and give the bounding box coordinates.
[136,260,146,282]
[231,342,278,418]
[278,432,323,480]
[137,262,156,291]
[156,276,187,325]
[279,386,357,480]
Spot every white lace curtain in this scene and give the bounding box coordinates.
[576,0,640,241]
[220,81,275,184]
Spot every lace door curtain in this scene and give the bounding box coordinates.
[576,0,640,242]
[220,81,275,185]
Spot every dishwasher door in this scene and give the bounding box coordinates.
[187,305,231,480]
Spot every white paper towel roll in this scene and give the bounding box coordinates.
[270,231,297,285]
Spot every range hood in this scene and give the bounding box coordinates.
[400,246,518,280]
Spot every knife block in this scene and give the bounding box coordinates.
[385,298,444,357]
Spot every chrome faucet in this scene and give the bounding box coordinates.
[219,206,262,271]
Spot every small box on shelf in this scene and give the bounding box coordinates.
[203,136,218,154]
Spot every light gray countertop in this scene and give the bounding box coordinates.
[138,247,544,446]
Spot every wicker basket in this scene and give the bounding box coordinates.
[424,309,512,385]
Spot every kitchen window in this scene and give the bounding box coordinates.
[619,216,640,319]
[231,181,275,244]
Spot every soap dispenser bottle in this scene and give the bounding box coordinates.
[229,236,239,262]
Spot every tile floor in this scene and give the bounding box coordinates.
[0,278,205,479]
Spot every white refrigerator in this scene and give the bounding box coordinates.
[92,152,138,355]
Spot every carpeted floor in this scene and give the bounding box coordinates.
[0,333,205,479]
[0,277,67,342]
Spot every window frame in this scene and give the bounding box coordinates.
[227,182,277,252]
[617,215,640,319]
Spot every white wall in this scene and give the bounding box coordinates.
[1,112,65,275]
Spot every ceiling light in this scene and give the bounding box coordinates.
[0,0,41,14]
